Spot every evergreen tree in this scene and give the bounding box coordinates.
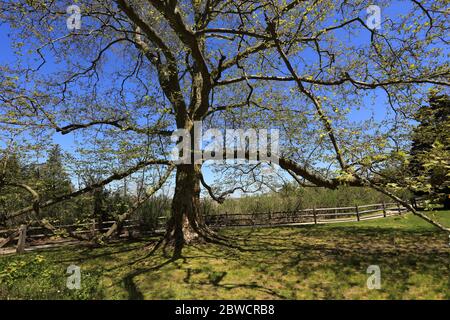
[409,92,450,209]
[0,153,24,224]
[42,145,73,199]
[35,145,74,220]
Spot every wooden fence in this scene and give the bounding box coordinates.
[204,202,407,227]
[0,218,164,253]
[0,202,408,253]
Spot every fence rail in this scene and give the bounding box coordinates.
[204,202,407,227]
[0,201,410,254]
[0,218,162,253]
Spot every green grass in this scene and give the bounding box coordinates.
[1,211,449,300]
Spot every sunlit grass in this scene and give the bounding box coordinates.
[1,211,449,300]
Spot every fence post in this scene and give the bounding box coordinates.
[397,203,402,215]
[16,224,27,254]
[91,219,96,237]
[355,205,360,222]
[412,198,417,210]
[382,201,387,218]
[411,198,417,210]
[313,206,317,224]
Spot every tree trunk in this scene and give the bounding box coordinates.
[165,163,207,256]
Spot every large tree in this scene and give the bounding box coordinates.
[1,0,449,254]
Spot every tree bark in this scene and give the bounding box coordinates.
[165,164,208,256]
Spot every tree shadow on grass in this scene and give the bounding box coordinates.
[121,257,179,300]
[57,223,448,299]
[37,238,155,266]
[115,239,293,300]
[183,226,449,299]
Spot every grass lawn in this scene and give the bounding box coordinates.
[0,211,449,300]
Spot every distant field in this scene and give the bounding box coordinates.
[0,211,449,300]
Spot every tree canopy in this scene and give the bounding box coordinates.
[0,0,449,253]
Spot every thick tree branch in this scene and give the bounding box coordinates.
[5,183,40,216]
[117,0,176,63]
[215,73,450,88]
[117,0,188,120]
[357,175,450,233]
[268,20,347,170]
[55,118,173,136]
[148,0,211,84]
[5,159,172,220]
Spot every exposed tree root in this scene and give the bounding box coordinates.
[155,222,246,259]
